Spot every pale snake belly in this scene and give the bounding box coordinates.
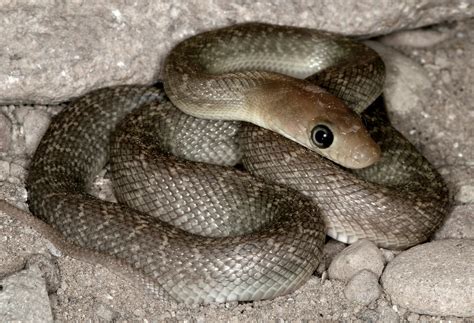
[26,23,449,304]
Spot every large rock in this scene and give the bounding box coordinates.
[0,264,54,322]
[1,1,472,104]
[381,239,474,317]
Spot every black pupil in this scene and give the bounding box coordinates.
[311,125,333,149]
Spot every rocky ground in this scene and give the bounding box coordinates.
[0,2,473,322]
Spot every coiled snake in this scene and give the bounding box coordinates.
[26,23,449,304]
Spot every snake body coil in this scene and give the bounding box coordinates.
[26,23,449,304]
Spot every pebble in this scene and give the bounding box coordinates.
[0,160,9,181]
[382,239,474,317]
[328,239,385,282]
[22,109,51,155]
[95,302,119,321]
[316,239,347,275]
[26,254,61,294]
[0,113,12,153]
[0,264,53,322]
[380,248,398,263]
[380,29,450,48]
[344,269,381,305]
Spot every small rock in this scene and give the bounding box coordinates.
[0,113,12,152]
[0,265,53,322]
[382,239,474,317]
[0,181,28,203]
[95,302,119,321]
[316,239,347,274]
[380,248,399,263]
[434,204,474,240]
[22,109,51,155]
[456,184,474,204]
[9,162,26,182]
[344,269,381,305]
[380,29,451,48]
[328,239,385,282]
[358,309,379,321]
[377,304,401,323]
[0,160,9,181]
[26,254,61,294]
[89,172,117,203]
[406,312,420,322]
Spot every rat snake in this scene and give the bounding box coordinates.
[26,23,449,304]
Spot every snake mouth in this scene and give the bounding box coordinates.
[348,141,382,169]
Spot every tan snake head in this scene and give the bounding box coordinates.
[251,81,381,169]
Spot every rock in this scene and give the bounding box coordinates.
[374,21,474,169]
[328,239,385,282]
[95,302,120,321]
[22,108,52,155]
[358,309,379,322]
[88,170,118,203]
[380,29,451,48]
[344,270,381,305]
[0,161,9,181]
[406,312,420,322]
[382,239,474,317]
[0,181,28,204]
[456,184,474,204]
[1,1,473,104]
[26,254,61,294]
[435,204,474,240]
[377,304,401,323]
[380,248,398,263]
[0,265,54,322]
[0,113,12,152]
[365,41,432,119]
[316,239,347,275]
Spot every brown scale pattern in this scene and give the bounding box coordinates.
[240,98,449,249]
[27,85,324,304]
[26,23,449,304]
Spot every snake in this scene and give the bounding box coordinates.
[25,23,449,304]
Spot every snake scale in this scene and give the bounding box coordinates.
[26,23,449,304]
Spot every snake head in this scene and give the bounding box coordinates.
[252,81,381,169]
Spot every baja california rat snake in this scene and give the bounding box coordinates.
[24,23,449,304]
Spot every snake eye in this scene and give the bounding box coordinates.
[311,124,334,149]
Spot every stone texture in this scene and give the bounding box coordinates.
[21,108,53,155]
[328,240,385,282]
[382,22,473,169]
[344,270,382,305]
[434,204,474,240]
[316,239,348,275]
[382,239,474,317]
[0,160,9,181]
[0,265,54,322]
[366,40,432,120]
[380,29,452,48]
[0,180,27,205]
[0,113,12,152]
[0,1,473,104]
[380,248,399,263]
[25,254,61,294]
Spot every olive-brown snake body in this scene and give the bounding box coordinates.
[25,23,449,304]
